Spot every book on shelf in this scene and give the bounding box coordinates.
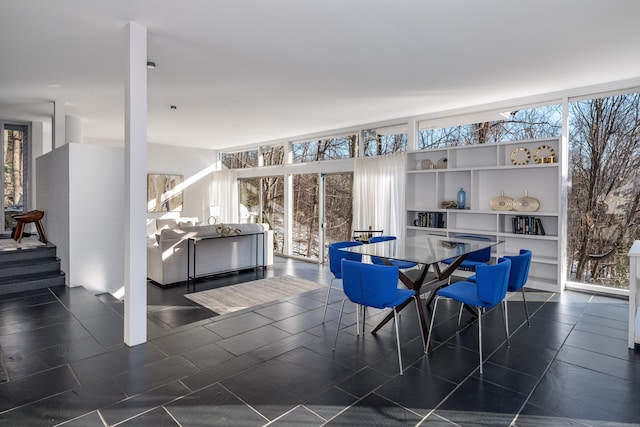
[414,211,445,228]
[511,216,546,235]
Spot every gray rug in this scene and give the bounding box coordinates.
[184,275,326,315]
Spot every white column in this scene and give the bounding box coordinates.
[53,101,66,149]
[628,241,640,349]
[124,21,148,346]
[407,118,418,151]
[65,115,83,144]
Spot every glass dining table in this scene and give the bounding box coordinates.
[339,234,503,345]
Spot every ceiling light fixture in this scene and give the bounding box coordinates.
[146,61,156,69]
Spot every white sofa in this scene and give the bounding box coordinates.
[147,218,274,286]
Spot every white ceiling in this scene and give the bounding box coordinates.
[1,0,639,151]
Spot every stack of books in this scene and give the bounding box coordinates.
[511,216,545,235]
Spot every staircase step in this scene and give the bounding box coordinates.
[0,257,61,280]
[0,244,57,264]
[0,240,65,296]
[0,272,66,296]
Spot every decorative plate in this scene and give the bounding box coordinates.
[421,159,434,170]
[510,147,531,165]
[437,157,448,169]
[513,191,540,212]
[489,191,514,211]
[534,145,556,164]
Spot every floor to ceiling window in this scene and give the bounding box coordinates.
[567,92,640,290]
[292,173,319,259]
[289,135,357,261]
[261,176,284,255]
[2,123,28,233]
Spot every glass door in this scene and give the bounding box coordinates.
[2,123,28,234]
[322,173,353,262]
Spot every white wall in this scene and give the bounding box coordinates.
[68,144,124,292]
[35,140,217,296]
[36,145,71,281]
[36,144,125,294]
[147,143,218,224]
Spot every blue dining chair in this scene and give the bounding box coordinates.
[334,259,425,375]
[322,241,364,323]
[368,235,417,270]
[466,249,532,327]
[426,257,511,374]
[503,249,533,327]
[440,234,492,272]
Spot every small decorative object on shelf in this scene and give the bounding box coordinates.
[457,188,466,209]
[510,147,531,165]
[437,157,448,169]
[490,191,514,211]
[533,145,556,164]
[513,190,540,212]
[421,159,435,170]
[441,200,457,209]
[511,216,546,235]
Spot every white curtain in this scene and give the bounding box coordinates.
[352,153,406,239]
[210,169,239,223]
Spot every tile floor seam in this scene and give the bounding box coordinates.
[216,381,271,424]
[510,292,591,426]
[421,294,558,427]
[298,404,330,424]
[371,390,426,420]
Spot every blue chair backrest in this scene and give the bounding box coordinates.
[367,236,396,265]
[341,259,399,309]
[475,257,511,307]
[329,241,363,278]
[503,249,532,292]
[455,234,491,262]
[369,235,396,244]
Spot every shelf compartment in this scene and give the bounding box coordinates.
[498,138,560,167]
[449,144,498,169]
[447,211,497,232]
[502,235,558,260]
[407,149,447,172]
[477,168,558,212]
[406,173,438,210]
[439,170,471,208]
[499,214,558,237]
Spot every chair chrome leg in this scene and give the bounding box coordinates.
[393,308,404,375]
[426,296,439,354]
[355,303,360,336]
[456,303,464,331]
[521,288,531,327]
[322,278,336,323]
[478,307,483,375]
[414,296,426,353]
[333,298,347,350]
[362,306,366,335]
[502,300,511,347]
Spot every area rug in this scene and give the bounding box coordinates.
[0,238,46,250]
[184,275,326,315]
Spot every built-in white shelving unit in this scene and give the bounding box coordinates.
[406,137,562,292]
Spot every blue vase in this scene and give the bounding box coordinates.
[457,188,466,209]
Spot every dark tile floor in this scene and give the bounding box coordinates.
[0,257,638,426]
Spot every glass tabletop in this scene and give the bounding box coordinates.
[340,234,503,266]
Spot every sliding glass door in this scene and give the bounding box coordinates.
[238,176,285,255]
[291,172,353,262]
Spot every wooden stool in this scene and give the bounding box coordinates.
[12,210,47,243]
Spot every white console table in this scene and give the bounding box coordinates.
[187,232,265,291]
[628,241,640,349]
